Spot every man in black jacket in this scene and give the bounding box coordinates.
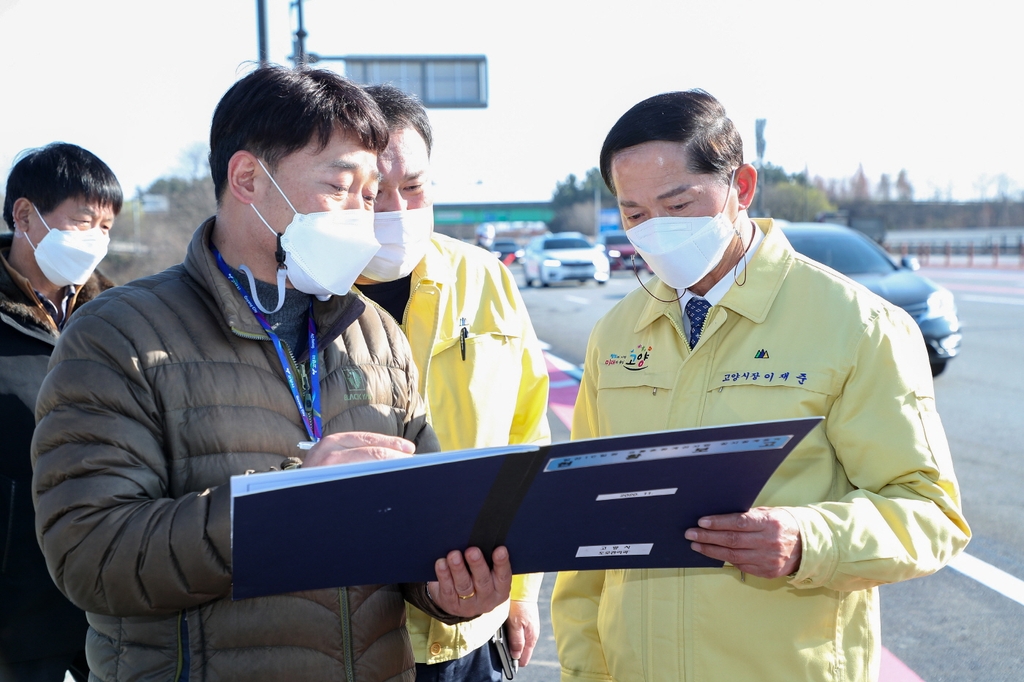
[0,142,122,682]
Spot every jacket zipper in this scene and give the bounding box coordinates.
[231,327,313,429]
[339,587,355,682]
[175,610,188,682]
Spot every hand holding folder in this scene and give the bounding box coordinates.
[294,430,514,617]
[231,417,824,599]
[428,546,513,619]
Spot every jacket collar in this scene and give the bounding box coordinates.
[409,236,457,289]
[0,232,114,339]
[182,217,364,348]
[633,219,794,333]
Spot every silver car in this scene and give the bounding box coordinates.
[522,233,611,287]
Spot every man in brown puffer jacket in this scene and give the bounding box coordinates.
[31,66,512,682]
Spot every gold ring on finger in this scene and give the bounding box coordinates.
[458,591,476,600]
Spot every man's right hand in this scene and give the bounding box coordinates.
[302,431,415,468]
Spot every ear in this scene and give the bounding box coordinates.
[10,197,36,232]
[226,151,260,206]
[734,163,758,211]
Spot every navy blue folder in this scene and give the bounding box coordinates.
[231,417,822,599]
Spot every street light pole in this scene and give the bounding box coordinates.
[755,118,767,217]
[256,0,269,65]
[291,0,308,68]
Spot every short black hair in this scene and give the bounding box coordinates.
[209,65,390,200]
[599,90,743,195]
[3,143,123,231]
[364,84,434,157]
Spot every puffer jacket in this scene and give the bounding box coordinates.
[0,234,111,667]
[32,218,453,682]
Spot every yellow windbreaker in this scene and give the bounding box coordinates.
[361,234,550,664]
[551,220,969,682]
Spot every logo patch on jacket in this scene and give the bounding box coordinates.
[341,368,364,390]
[605,344,652,371]
[754,349,770,359]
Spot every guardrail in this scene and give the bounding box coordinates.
[884,238,1024,268]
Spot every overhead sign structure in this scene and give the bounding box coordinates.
[312,55,488,108]
[275,2,487,108]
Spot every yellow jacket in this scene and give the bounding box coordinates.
[362,234,550,664]
[551,220,969,682]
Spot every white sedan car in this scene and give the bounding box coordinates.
[522,233,610,287]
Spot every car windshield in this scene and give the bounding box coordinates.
[602,234,630,245]
[786,230,897,275]
[493,241,517,250]
[544,238,591,250]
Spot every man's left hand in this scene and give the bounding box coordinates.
[505,599,540,666]
[684,506,802,579]
[427,546,513,618]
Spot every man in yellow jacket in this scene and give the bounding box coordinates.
[551,90,970,682]
[357,84,550,681]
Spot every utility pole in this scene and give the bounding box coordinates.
[755,118,767,217]
[256,0,269,66]
[291,0,309,68]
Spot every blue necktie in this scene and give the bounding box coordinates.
[685,297,711,349]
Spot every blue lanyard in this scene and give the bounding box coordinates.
[211,245,322,443]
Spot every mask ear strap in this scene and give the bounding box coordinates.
[256,159,298,215]
[249,205,288,273]
[19,204,51,250]
[733,220,756,287]
[632,255,685,303]
[721,168,737,215]
[239,264,287,314]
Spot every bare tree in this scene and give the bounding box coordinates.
[876,174,892,202]
[895,169,913,201]
[851,164,871,202]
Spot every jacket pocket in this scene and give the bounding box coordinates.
[594,371,678,435]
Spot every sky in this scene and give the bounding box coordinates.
[1,0,1021,206]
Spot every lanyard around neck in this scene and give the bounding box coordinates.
[210,244,322,443]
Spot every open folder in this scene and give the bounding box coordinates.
[231,416,823,599]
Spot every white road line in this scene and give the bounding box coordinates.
[948,552,1024,607]
[959,294,1024,306]
[564,294,590,305]
[523,660,561,668]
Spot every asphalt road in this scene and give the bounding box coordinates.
[513,265,1024,682]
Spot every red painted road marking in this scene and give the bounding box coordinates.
[545,354,580,431]
[880,647,926,682]
[543,350,928,682]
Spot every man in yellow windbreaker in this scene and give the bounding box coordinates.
[550,90,970,682]
[357,84,550,681]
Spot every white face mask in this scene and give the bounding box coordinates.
[246,159,381,311]
[362,207,435,282]
[22,205,109,287]
[626,171,737,290]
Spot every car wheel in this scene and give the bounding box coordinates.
[930,360,947,377]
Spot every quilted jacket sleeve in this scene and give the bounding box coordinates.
[32,309,234,617]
